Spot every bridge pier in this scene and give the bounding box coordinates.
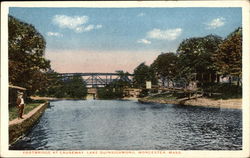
[87,88,98,100]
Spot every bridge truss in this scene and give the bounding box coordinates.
[58,73,133,87]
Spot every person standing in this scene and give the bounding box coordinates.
[16,92,25,119]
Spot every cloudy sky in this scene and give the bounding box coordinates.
[9,7,242,73]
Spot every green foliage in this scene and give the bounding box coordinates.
[177,35,223,85]
[213,27,242,79]
[133,62,157,88]
[8,15,51,96]
[97,72,131,99]
[138,89,149,97]
[147,93,177,100]
[115,70,132,87]
[151,52,178,86]
[97,87,123,99]
[63,75,88,98]
[9,102,44,121]
[201,83,242,99]
[35,70,61,97]
[37,73,88,99]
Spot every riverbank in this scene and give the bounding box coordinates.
[9,102,49,145]
[138,97,242,109]
[32,96,139,101]
[9,102,45,121]
[30,96,85,101]
[31,96,241,109]
[122,97,138,101]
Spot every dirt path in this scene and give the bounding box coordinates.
[30,96,59,101]
[182,98,242,109]
[139,97,242,109]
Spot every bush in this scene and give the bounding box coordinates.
[139,89,149,97]
[201,83,242,99]
[97,87,123,99]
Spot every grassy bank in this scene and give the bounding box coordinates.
[139,92,242,109]
[138,90,242,109]
[9,100,46,121]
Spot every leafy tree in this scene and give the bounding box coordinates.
[177,35,223,86]
[133,62,157,88]
[213,27,242,86]
[36,73,88,99]
[8,15,51,96]
[151,52,178,87]
[63,75,88,98]
[36,70,64,97]
[97,71,131,99]
[115,70,132,87]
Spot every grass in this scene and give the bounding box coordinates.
[9,101,45,121]
[146,83,242,101]
[201,83,242,100]
[147,93,177,100]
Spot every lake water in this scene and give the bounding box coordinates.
[10,100,242,150]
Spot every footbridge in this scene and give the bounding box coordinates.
[58,72,133,88]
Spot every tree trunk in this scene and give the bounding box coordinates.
[216,74,220,83]
[229,76,232,84]
[201,73,203,86]
[237,76,240,87]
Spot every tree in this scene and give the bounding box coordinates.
[213,27,242,86]
[63,75,88,98]
[8,15,51,96]
[133,62,157,88]
[36,73,88,99]
[151,52,178,87]
[115,70,132,87]
[177,35,223,86]
[97,71,131,99]
[36,70,65,97]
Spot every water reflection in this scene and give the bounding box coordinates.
[10,100,242,150]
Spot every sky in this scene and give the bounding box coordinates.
[9,7,242,73]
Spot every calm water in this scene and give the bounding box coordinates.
[10,100,242,150]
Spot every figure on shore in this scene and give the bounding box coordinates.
[16,92,25,119]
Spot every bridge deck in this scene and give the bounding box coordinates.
[58,72,134,77]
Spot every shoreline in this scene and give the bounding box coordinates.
[31,96,139,101]
[138,97,242,109]
[30,96,85,101]
[9,102,49,145]
[31,96,241,109]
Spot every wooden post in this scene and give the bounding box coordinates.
[106,75,108,85]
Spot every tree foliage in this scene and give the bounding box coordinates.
[213,27,242,78]
[37,73,88,99]
[177,35,223,85]
[97,71,132,99]
[151,52,178,86]
[97,85,123,99]
[9,15,51,95]
[133,62,157,88]
[63,75,88,98]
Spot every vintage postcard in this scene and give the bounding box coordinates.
[1,1,250,158]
